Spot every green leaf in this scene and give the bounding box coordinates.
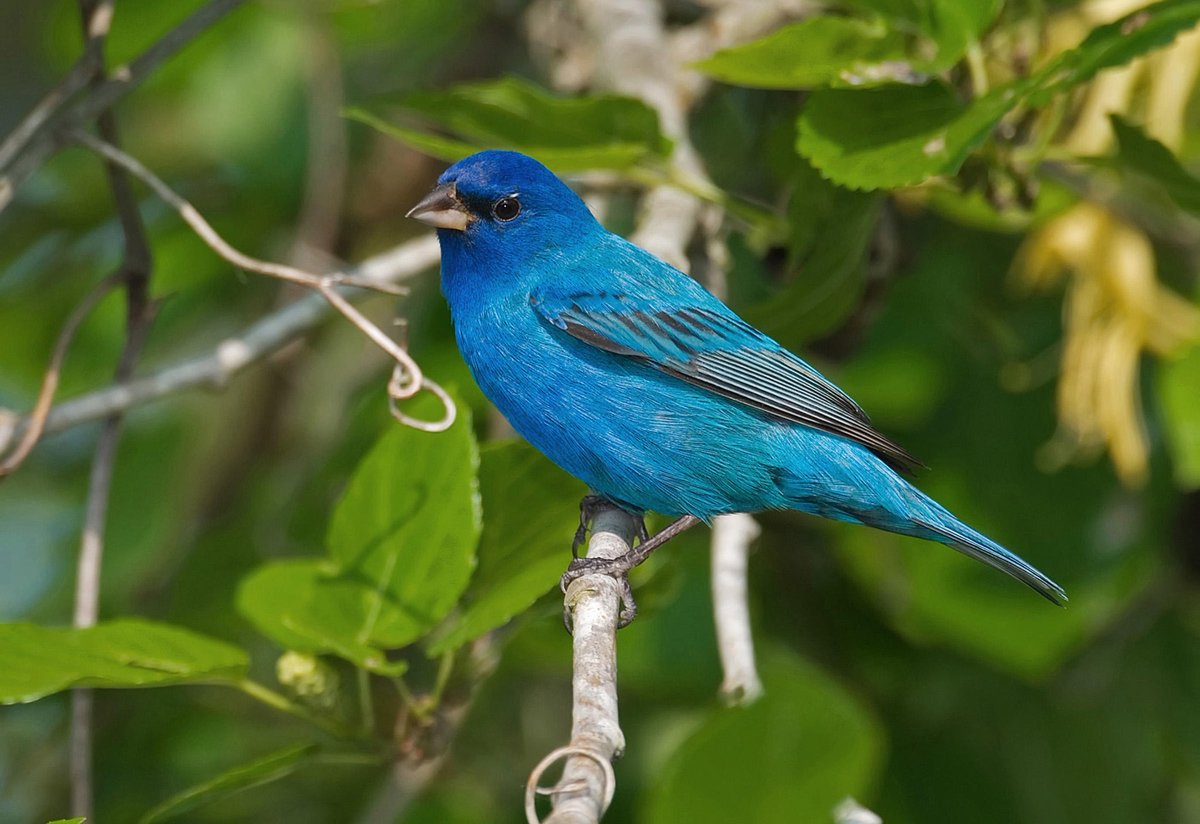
[797,1,1200,190]
[1159,342,1200,489]
[140,744,318,824]
[345,112,482,164]
[239,399,480,666]
[326,402,481,646]
[348,76,671,172]
[645,648,883,824]
[0,619,248,704]
[695,17,918,89]
[236,560,408,675]
[428,440,586,654]
[919,0,1003,67]
[797,80,1021,190]
[1029,0,1200,104]
[46,819,86,824]
[1110,115,1200,215]
[698,2,1004,89]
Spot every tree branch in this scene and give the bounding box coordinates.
[69,1,158,816]
[68,132,454,431]
[0,274,123,478]
[0,234,441,463]
[710,512,763,704]
[527,505,635,824]
[0,0,246,212]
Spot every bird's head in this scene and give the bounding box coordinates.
[407,150,599,271]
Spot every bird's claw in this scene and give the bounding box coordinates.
[573,494,609,559]
[573,495,648,558]
[560,555,638,633]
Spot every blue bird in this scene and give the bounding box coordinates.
[407,149,1066,613]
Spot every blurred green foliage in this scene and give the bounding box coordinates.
[2,1,1200,823]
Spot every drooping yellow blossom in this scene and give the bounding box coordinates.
[1017,204,1199,484]
[1012,0,1200,486]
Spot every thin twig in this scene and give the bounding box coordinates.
[0,274,122,478]
[71,131,403,296]
[710,513,763,705]
[70,2,158,817]
[527,505,636,824]
[0,236,441,458]
[359,638,500,824]
[0,59,99,172]
[0,0,112,170]
[68,132,454,431]
[0,0,246,212]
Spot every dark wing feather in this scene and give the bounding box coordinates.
[532,290,921,472]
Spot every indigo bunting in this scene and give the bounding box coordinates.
[408,150,1065,608]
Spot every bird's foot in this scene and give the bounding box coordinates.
[560,514,702,632]
[560,555,639,630]
[572,494,647,558]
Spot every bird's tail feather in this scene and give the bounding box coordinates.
[772,461,1066,604]
[908,494,1067,606]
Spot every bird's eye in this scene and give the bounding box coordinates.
[492,196,521,222]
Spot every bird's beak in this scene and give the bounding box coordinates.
[406,182,471,231]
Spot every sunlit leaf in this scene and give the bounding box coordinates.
[1028,0,1200,105]
[427,440,585,654]
[326,402,481,645]
[236,560,408,675]
[796,80,1023,190]
[798,0,1200,190]
[842,0,1002,58]
[695,17,919,89]
[918,0,1004,68]
[348,76,670,172]
[0,620,248,704]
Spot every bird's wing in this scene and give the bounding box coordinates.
[530,288,921,472]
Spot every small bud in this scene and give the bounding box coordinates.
[276,651,339,709]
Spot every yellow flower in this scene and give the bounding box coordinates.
[1012,0,1200,486]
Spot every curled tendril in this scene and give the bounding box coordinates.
[388,362,456,433]
[316,282,456,433]
[523,745,616,824]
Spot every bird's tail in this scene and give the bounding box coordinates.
[902,489,1067,605]
[773,454,1066,604]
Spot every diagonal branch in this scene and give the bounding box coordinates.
[0,0,246,212]
[68,132,454,431]
[0,274,123,478]
[0,236,440,461]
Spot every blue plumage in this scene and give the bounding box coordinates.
[408,150,1066,604]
